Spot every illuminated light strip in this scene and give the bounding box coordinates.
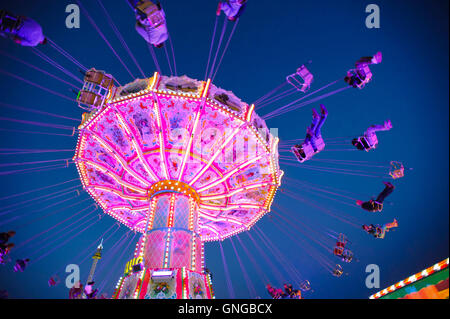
[167,193,176,227]
[200,182,275,200]
[152,269,174,277]
[369,258,449,299]
[114,276,125,298]
[206,97,245,123]
[152,98,170,179]
[278,170,285,185]
[191,233,196,270]
[75,159,147,194]
[174,79,211,181]
[182,268,187,299]
[202,224,221,240]
[245,103,255,122]
[263,185,278,210]
[200,223,247,242]
[199,203,262,212]
[189,124,243,186]
[198,209,248,226]
[246,123,271,154]
[163,228,172,268]
[113,106,159,182]
[197,155,263,193]
[268,136,281,186]
[147,198,157,231]
[201,241,205,270]
[85,185,147,201]
[147,71,159,90]
[188,198,195,231]
[88,131,150,186]
[147,180,200,203]
[109,205,148,213]
[201,79,211,98]
[177,101,203,181]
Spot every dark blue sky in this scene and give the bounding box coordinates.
[0,0,448,299]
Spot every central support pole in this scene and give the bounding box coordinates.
[114,180,213,299]
[143,191,202,272]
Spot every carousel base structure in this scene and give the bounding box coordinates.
[113,266,214,299]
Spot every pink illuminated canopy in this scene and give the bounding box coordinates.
[74,73,283,241]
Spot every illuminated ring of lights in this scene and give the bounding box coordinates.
[147,179,200,203]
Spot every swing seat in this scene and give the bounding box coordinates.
[333,247,344,256]
[286,65,314,93]
[334,234,348,256]
[358,134,378,151]
[84,69,103,85]
[136,1,165,28]
[299,280,311,291]
[78,91,101,107]
[79,69,114,111]
[333,265,343,277]
[0,10,22,33]
[355,65,373,89]
[390,168,404,179]
[334,238,346,256]
[313,135,325,152]
[292,142,315,163]
[341,249,353,263]
[84,69,114,89]
[373,201,383,212]
[389,161,404,179]
[338,233,347,244]
[375,227,385,238]
[136,1,158,16]
[147,10,165,28]
[346,66,372,89]
[48,277,59,286]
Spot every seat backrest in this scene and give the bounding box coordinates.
[147,10,165,27]
[100,76,114,89]
[137,1,159,16]
[314,136,325,152]
[85,70,104,85]
[301,142,315,157]
[291,145,305,162]
[297,66,313,84]
[359,136,375,150]
[336,241,345,248]
[0,12,21,32]
[78,91,99,106]
[334,247,344,255]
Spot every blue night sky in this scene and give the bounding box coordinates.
[0,0,448,299]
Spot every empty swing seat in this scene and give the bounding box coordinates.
[389,161,405,179]
[286,64,314,93]
[77,68,115,111]
[78,91,102,107]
